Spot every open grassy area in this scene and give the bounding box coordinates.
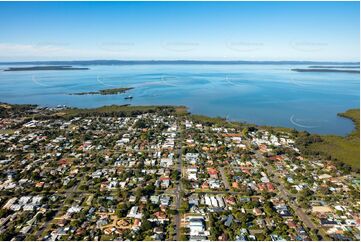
[0,129,15,135]
[308,109,360,170]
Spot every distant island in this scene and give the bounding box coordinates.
[292,68,359,73]
[4,66,89,71]
[71,87,133,95]
[308,65,360,69]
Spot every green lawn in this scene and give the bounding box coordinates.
[0,129,15,134]
[308,109,360,169]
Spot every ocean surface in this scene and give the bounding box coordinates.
[0,64,359,135]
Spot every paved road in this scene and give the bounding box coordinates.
[265,164,316,227]
[174,133,183,241]
[267,164,328,240]
[219,167,231,190]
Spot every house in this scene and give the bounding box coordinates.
[318,174,332,180]
[67,205,82,214]
[35,182,44,188]
[275,205,292,217]
[129,196,137,203]
[160,196,171,206]
[287,220,297,229]
[160,158,173,167]
[224,215,233,227]
[131,218,141,231]
[266,182,275,192]
[187,215,208,240]
[320,219,338,227]
[225,196,236,206]
[185,153,199,165]
[2,198,17,209]
[257,183,266,191]
[189,194,199,206]
[253,208,263,216]
[188,167,198,181]
[23,204,34,211]
[271,234,286,241]
[201,181,209,190]
[216,196,225,208]
[209,179,221,189]
[312,206,333,214]
[160,177,170,188]
[150,211,169,223]
[207,168,218,179]
[9,203,21,211]
[150,195,160,204]
[127,206,143,219]
[140,196,148,203]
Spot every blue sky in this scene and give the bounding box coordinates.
[0,1,359,61]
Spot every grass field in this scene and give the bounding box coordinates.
[308,109,360,169]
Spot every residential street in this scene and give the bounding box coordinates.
[35,179,82,239]
[173,134,183,241]
[219,167,231,190]
[265,163,329,240]
[254,148,329,241]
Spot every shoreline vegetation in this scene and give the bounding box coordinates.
[188,111,360,171]
[55,105,187,118]
[4,66,89,71]
[1,102,359,171]
[304,109,360,170]
[70,87,133,96]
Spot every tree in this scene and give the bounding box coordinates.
[171,170,180,180]
[241,128,248,138]
[142,220,152,231]
[180,201,189,212]
[134,119,149,129]
[0,226,15,241]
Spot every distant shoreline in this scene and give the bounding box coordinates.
[0,60,359,66]
[292,68,359,73]
[308,65,360,69]
[4,66,89,71]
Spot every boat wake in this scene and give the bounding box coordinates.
[32,75,51,87]
[289,115,320,129]
[96,75,118,87]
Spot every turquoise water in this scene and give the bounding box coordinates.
[0,64,359,135]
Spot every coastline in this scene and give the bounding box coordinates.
[291,68,359,73]
[1,102,359,170]
[4,66,89,71]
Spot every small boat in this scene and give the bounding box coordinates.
[124,96,133,99]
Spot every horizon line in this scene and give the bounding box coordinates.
[0,59,359,65]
